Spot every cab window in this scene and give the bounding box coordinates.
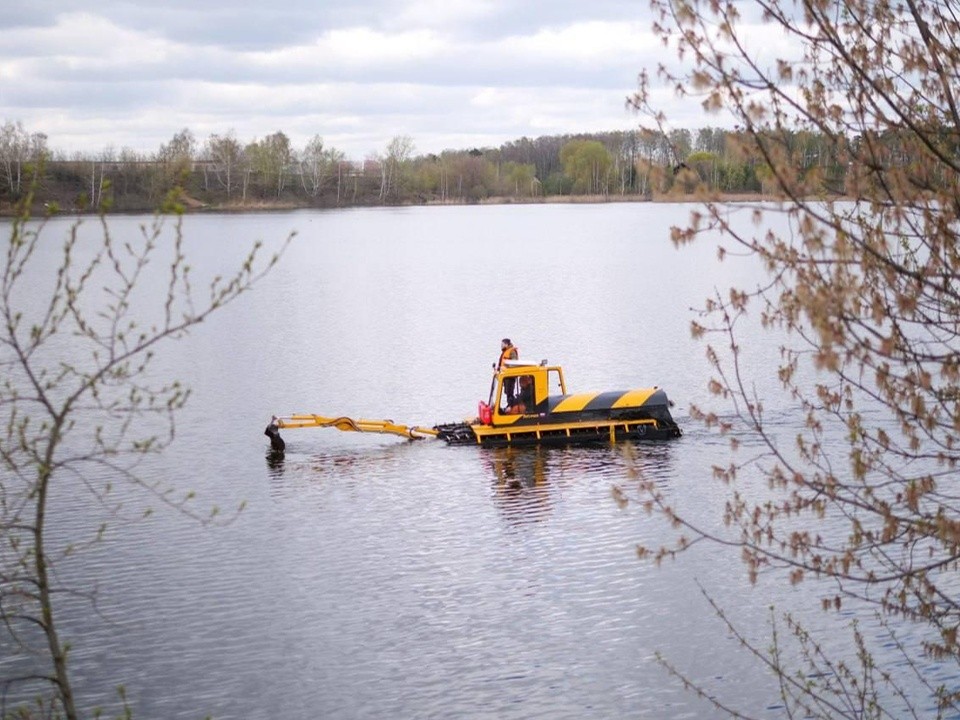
[502,374,535,414]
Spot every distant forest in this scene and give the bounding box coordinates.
[0,120,850,213]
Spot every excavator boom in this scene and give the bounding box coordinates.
[268,414,438,445]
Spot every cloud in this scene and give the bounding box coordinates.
[0,0,727,159]
[390,0,501,32]
[257,27,449,72]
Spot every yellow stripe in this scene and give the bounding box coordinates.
[612,388,658,409]
[551,392,600,413]
[472,418,657,439]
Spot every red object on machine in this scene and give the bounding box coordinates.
[478,401,492,425]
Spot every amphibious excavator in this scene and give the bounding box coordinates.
[264,359,682,451]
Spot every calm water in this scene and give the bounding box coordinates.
[2,204,948,718]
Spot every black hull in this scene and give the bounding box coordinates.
[475,423,681,447]
[434,414,682,447]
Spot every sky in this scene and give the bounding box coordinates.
[1,0,718,161]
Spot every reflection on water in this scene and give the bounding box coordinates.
[264,439,423,496]
[486,442,682,531]
[267,438,683,530]
[265,449,285,473]
[623,440,677,484]
[487,446,552,525]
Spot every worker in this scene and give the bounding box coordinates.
[507,375,535,414]
[497,338,518,368]
[497,338,519,404]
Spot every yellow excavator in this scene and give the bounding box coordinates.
[265,359,681,451]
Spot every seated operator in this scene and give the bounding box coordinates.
[506,375,535,414]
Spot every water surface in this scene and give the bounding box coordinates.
[2,203,942,718]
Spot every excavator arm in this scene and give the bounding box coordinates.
[265,414,439,451]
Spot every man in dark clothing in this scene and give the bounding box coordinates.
[497,338,519,405]
[507,375,535,414]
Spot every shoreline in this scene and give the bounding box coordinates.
[189,191,803,211]
[1,191,815,218]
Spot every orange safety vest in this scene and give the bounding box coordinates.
[497,345,518,369]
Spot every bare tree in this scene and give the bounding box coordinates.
[88,145,116,210]
[0,181,291,718]
[627,0,960,715]
[380,135,415,201]
[205,131,244,199]
[298,135,344,199]
[157,128,196,166]
[148,128,198,202]
[0,121,48,198]
[246,132,292,199]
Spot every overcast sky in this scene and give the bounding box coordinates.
[1,0,720,160]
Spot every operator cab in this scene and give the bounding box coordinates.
[478,360,567,425]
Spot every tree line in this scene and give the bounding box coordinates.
[0,119,858,212]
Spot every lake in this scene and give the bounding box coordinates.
[1,203,947,718]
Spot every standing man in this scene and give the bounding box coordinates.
[497,338,519,405]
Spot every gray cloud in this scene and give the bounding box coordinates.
[1,0,720,159]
